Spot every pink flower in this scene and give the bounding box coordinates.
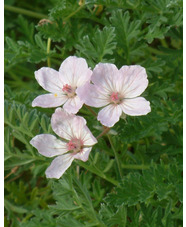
[77,63,151,127]
[30,108,97,179]
[32,56,92,114]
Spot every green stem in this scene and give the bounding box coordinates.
[77,161,119,186]
[121,164,149,170]
[107,135,123,178]
[4,5,47,19]
[47,38,51,67]
[63,2,86,21]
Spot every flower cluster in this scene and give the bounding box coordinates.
[30,56,151,178]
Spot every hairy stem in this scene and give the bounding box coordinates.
[96,127,110,139]
[85,105,97,117]
[4,5,47,19]
[4,166,19,180]
[64,1,86,21]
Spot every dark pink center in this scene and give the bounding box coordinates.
[67,138,83,152]
[111,92,119,102]
[67,141,76,150]
[62,84,72,93]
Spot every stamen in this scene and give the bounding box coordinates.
[111,92,119,101]
[54,93,58,97]
[62,84,72,93]
[67,138,83,152]
[62,84,76,98]
[110,92,122,104]
[67,141,76,150]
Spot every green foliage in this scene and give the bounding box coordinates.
[105,161,182,206]
[5,0,182,226]
[110,10,145,64]
[76,26,116,67]
[5,34,51,65]
[142,0,183,43]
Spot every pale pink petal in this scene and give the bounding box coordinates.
[66,115,97,146]
[51,108,86,140]
[91,63,120,93]
[120,97,151,116]
[30,134,67,157]
[97,104,122,127]
[35,67,63,93]
[45,154,74,179]
[73,147,92,162]
[76,82,110,108]
[70,117,88,140]
[63,95,84,114]
[59,56,92,87]
[80,125,97,146]
[119,65,148,98]
[32,93,68,108]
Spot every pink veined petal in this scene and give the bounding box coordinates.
[80,125,97,146]
[51,108,87,141]
[35,67,63,93]
[32,93,68,108]
[73,147,92,162]
[45,154,74,179]
[91,63,120,93]
[119,65,148,98]
[63,95,84,114]
[65,114,97,146]
[30,134,68,157]
[97,104,122,127]
[59,56,92,87]
[76,82,110,108]
[120,97,151,116]
[69,116,89,140]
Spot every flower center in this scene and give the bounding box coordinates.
[67,138,83,153]
[110,92,122,104]
[62,84,76,98]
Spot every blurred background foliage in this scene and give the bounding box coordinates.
[4,0,182,226]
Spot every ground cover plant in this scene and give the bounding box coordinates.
[4,0,183,226]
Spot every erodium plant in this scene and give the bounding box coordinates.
[30,56,151,178]
[5,0,183,226]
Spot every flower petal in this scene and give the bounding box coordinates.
[32,93,68,108]
[119,65,148,98]
[73,147,92,162]
[30,134,67,157]
[76,82,110,108]
[51,108,86,141]
[97,104,122,127]
[63,95,84,114]
[45,154,74,179]
[80,125,97,146]
[35,67,63,93]
[121,97,151,116]
[59,56,92,87]
[91,63,120,93]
